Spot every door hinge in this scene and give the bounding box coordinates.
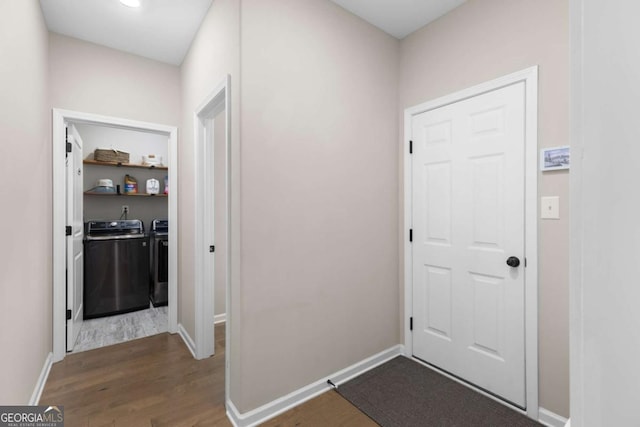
[66,309,72,321]
[209,245,215,253]
[65,127,71,158]
[409,140,413,154]
[65,226,72,236]
[410,317,413,331]
[409,229,413,242]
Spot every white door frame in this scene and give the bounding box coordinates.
[403,66,539,419]
[52,109,179,362]
[194,75,231,360]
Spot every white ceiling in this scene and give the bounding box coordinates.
[39,0,213,65]
[40,0,466,66]
[330,0,467,39]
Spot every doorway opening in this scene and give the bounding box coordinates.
[52,109,179,362]
[193,75,230,362]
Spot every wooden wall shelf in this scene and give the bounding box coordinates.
[83,159,168,171]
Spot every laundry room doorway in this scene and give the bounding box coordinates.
[52,109,179,362]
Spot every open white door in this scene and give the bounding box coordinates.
[66,123,84,351]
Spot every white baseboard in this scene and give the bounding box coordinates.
[29,352,53,405]
[226,344,404,427]
[539,407,569,427]
[214,313,226,324]
[177,323,197,359]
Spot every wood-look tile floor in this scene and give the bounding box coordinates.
[41,324,375,427]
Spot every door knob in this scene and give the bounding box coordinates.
[506,256,520,267]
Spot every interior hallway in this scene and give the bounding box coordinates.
[1,1,571,422]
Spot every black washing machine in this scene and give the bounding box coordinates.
[149,219,168,307]
[84,220,149,319]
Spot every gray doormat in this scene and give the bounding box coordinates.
[336,356,542,427]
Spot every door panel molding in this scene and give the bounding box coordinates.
[403,66,538,420]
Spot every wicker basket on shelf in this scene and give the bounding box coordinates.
[94,148,130,164]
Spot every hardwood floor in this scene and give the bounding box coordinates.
[262,392,377,427]
[41,324,373,426]
[41,324,231,426]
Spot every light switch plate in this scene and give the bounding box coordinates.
[541,196,560,219]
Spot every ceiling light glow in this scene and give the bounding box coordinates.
[120,0,141,8]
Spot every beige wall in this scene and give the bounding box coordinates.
[178,0,240,355]
[399,0,570,417]
[237,0,399,412]
[48,33,181,126]
[0,0,50,404]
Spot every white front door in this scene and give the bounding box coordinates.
[66,123,84,351]
[411,82,526,407]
